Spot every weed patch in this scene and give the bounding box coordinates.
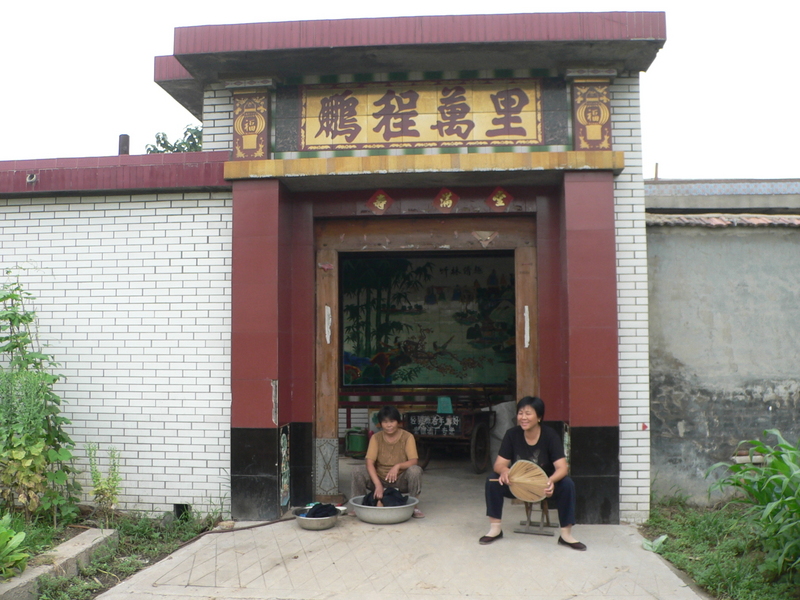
[642,498,800,600]
[37,512,214,600]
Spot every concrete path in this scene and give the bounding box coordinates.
[97,458,709,600]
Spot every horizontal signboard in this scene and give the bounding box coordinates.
[301,80,542,150]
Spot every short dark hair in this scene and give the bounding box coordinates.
[517,396,545,421]
[377,405,402,423]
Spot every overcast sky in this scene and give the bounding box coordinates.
[2,1,798,180]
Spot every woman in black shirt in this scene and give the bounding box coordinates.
[480,396,586,550]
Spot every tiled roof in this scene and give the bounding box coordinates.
[645,180,800,197]
[647,214,800,227]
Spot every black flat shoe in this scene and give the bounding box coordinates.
[479,531,503,545]
[558,536,587,551]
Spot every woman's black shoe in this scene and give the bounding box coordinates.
[558,536,587,551]
[479,531,503,545]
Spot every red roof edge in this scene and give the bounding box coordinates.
[154,55,193,83]
[173,12,667,55]
[0,151,230,196]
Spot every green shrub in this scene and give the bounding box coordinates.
[0,274,80,524]
[708,429,800,580]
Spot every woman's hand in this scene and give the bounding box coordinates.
[374,482,384,500]
[544,478,554,497]
[498,468,511,486]
[385,465,400,483]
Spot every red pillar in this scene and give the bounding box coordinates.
[231,179,282,429]
[562,171,619,427]
[561,170,620,524]
[230,179,287,520]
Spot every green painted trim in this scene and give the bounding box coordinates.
[286,70,563,86]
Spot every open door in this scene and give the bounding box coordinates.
[313,216,537,500]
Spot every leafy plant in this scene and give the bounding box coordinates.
[0,512,29,579]
[146,124,202,153]
[0,435,47,518]
[86,444,121,528]
[41,445,81,526]
[642,533,667,552]
[0,273,79,524]
[708,429,800,581]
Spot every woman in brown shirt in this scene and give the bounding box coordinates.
[350,405,425,517]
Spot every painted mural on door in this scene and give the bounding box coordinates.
[341,254,515,388]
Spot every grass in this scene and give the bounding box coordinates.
[641,496,800,600]
[36,512,217,600]
[12,514,77,558]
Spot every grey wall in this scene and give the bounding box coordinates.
[648,226,800,502]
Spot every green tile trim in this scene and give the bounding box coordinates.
[271,145,572,160]
[285,70,562,86]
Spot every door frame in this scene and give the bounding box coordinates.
[313,216,538,498]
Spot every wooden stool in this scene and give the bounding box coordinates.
[513,498,557,536]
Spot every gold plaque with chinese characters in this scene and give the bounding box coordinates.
[433,189,460,214]
[486,187,514,212]
[366,190,394,215]
[573,81,611,151]
[301,80,542,150]
[233,92,269,159]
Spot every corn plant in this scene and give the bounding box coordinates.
[708,429,800,581]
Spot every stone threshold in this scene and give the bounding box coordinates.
[0,527,118,600]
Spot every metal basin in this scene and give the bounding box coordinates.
[292,506,342,530]
[349,495,419,524]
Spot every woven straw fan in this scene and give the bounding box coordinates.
[491,460,548,502]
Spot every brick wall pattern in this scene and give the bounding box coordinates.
[611,74,651,523]
[0,192,233,515]
[203,84,234,151]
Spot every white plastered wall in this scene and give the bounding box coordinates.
[611,74,651,523]
[0,192,233,515]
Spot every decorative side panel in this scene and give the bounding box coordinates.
[233,90,270,159]
[315,438,339,496]
[572,79,612,151]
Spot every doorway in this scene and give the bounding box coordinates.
[314,216,538,498]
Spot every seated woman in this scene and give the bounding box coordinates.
[351,405,425,518]
[480,396,585,550]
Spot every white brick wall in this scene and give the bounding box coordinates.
[0,192,233,516]
[611,74,651,523]
[203,84,234,151]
